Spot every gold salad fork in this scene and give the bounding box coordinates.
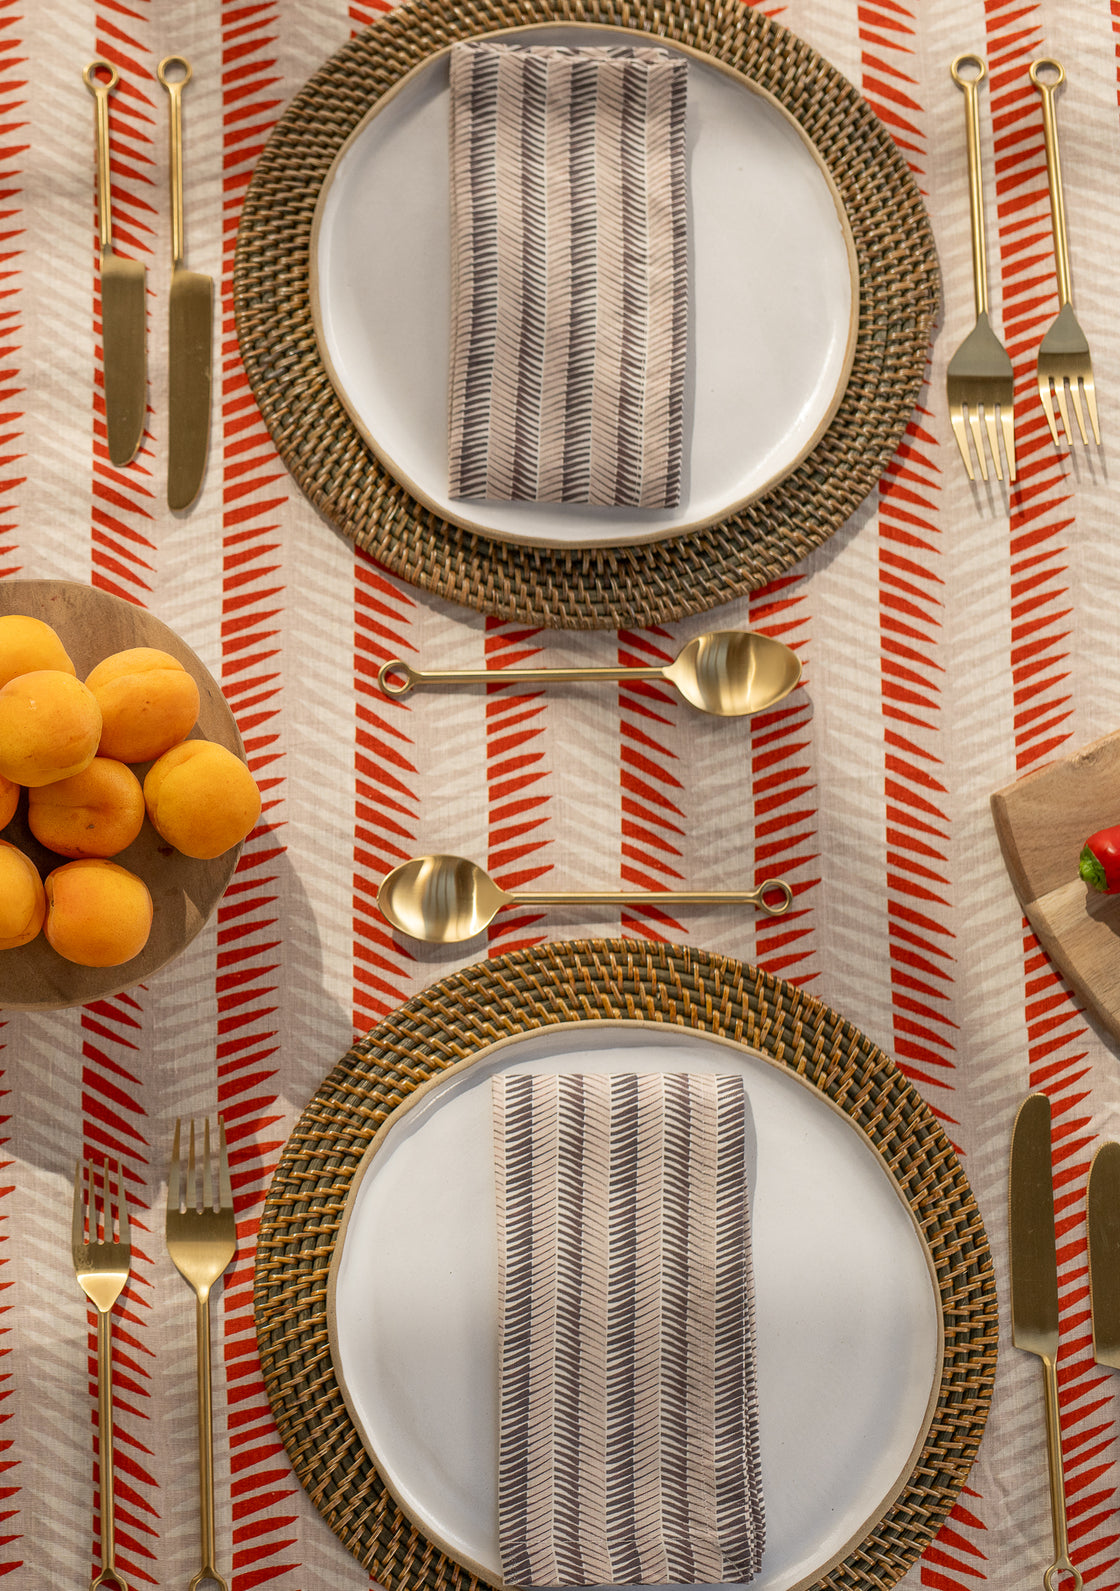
[947,56,1016,483]
[1030,59,1100,448]
[73,1159,132,1591]
[166,1118,236,1591]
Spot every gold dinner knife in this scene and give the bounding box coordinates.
[159,56,212,510]
[1009,1092,1082,1591]
[84,60,146,467]
[1088,1140,1120,1369]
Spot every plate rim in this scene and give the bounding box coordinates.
[307,21,861,552]
[253,938,996,1591]
[326,1016,943,1591]
[233,0,940,630]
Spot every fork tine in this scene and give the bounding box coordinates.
[115,1162,129,1246]
[1037,375,1061,448]
[967,408,990,483]
[72,1158,85,1254]
[1053,378,1073,448]
[1000,410,1018,481]
[218,1117,232,1212]
[187,1118,197,1211]
[202,1118,213,1211]
[949,409,976,482]
[983,409,1005,483]
[169,1117,181,1214]
[1083,375,1101,444]
[1067,380,1088,445]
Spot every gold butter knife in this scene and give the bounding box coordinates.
[83,61,146,467]
[159,57,212,511]
[1088,1140,1120,1369]
[1009,1092,1083,1591]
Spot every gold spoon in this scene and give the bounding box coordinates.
[377,854,793,944]
[378,630,802,719]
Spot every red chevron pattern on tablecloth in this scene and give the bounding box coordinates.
[986,3,1116,1586]
[748,578,814,989]
[1,0,1120,1586]
[618,628,687,945]
[486,617,551,955]
[218,3,299,1586]
[355,558,420,1030]
[79,6,161,1586]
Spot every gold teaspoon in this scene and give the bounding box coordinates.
[379,630,802,719]
[377,854,793,945]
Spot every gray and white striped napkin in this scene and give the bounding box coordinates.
[448,40,689,510]
[492,1072,764,1587]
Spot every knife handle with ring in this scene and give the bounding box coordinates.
[83,59,147,468]
[157,55,212,511]
[158,55,191,273]
[1009,1093,1083,1591]
[83,59,119,256]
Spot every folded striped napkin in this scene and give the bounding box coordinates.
[448,40,689,510]
[492,1072,764,1587]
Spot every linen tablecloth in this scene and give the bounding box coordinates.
[4,1,1120,1588]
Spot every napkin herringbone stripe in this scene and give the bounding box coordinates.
[493,1072,764,1587]
[448,40,688,508]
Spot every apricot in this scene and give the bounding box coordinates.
[43,858,153,967]
[0,772,16,829]
[0,839,45,949]
[0,614,76,689]
[0,670,102,787]
[85,647,201,763]
[28,757,145,859]
[144,739,260,859]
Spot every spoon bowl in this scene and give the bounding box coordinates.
[377,854,793,945]
[378,629,801,718]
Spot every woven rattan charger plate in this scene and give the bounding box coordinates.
[233,0,939,631]
[254,940,996,1591]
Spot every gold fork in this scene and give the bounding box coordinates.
[1030,59,1100,449]
[166,1118,236,1591]
[947,55,1016,483]
[73,1159,132,1591]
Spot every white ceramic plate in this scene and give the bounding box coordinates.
[310,24,859,550]
[329,1021,941,1591]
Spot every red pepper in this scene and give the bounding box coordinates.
[1079,824,1120,893]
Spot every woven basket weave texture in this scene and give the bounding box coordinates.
[233,0,939,629]
[254,938,997,1591]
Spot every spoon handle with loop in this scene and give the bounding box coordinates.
[512,882,793,917]
[380,659,664,694]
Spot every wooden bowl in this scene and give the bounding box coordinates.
[991,729,1120,1044]
[0,579,246,1011]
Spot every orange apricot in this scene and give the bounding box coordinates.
[144,739,260,859]
[0,772,16,829]
[85,647,201,763]
[28,756,145,859]
[0,839,45,949]
[43,858,153,967]
[0,614,76,689]
[0,670,102,787]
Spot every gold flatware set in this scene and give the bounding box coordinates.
[948,55,1100,483]
[84,57,212,508]
[380,629,802,719]
[1009,1095,1120,1591]
[72,1120,234,1591]
[376,628,799,941]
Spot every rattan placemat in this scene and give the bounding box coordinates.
[233,0,939,631]
[254,939,996,1591]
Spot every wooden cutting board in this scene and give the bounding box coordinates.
[991,729,1120,1044]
